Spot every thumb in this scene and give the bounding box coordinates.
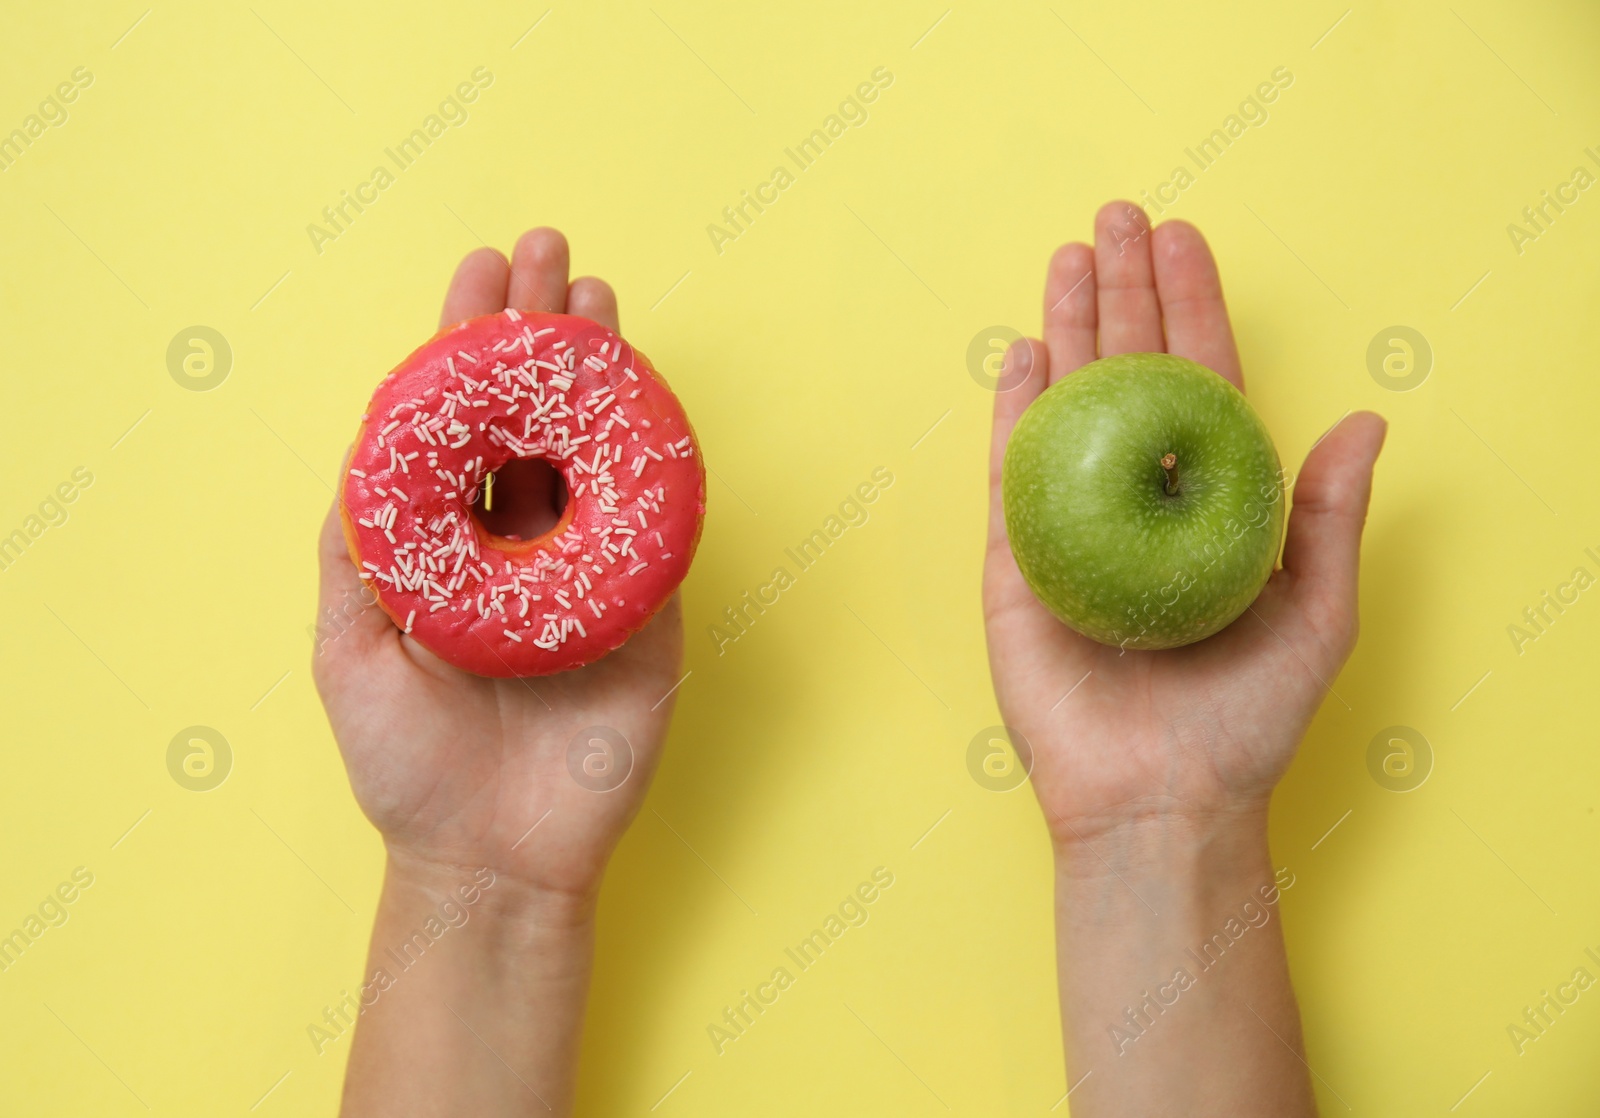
[313,490,394,669]
[986,338,1048,552]
[983,338,1060,642]
[1281,411,1387,649]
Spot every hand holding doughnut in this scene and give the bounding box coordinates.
[313,229,694,908]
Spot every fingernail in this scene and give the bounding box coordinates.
[1005,340,1032,376]
[998,340,1033,393]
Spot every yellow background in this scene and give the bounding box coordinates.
[2,1,1598,1113]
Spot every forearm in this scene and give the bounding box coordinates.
[1054,811,1315,1117]
[340,853,597,1117]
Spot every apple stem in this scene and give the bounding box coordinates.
[1160,453,1179,495]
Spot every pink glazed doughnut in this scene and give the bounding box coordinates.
[341,309,705,676]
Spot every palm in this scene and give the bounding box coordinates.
[983,204,1386,844]
[313,229,683,898]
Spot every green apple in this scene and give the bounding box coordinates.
[1002,353,1286,650]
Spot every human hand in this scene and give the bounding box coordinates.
[984,202,1387,851]
[313,228,685,912]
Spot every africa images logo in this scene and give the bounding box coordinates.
[706,867,895,1055]
[705,68,894,255]
[305,68,494,255]
[0,67,93,173]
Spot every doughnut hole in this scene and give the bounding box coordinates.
[473,457,568,542]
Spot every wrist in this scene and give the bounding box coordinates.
[1051,809,1296,998]
[343,852,599,1117]
[381,847,600,939]
[1051,805,1273,887]
[1049,806,1311,1115]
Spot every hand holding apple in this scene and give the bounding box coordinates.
[987,202,1384,1117]
[984,202,1387,846]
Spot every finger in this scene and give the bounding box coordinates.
[567,276,620,333]
[1042,242,1097,381]
[1152,220,1243,389]
[439,247,510,328]
[314,495,394,668]
[1281,412,1388,648]
[509,227,570,314]
[987,338,1048,558]
[1093,200,1164,355]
